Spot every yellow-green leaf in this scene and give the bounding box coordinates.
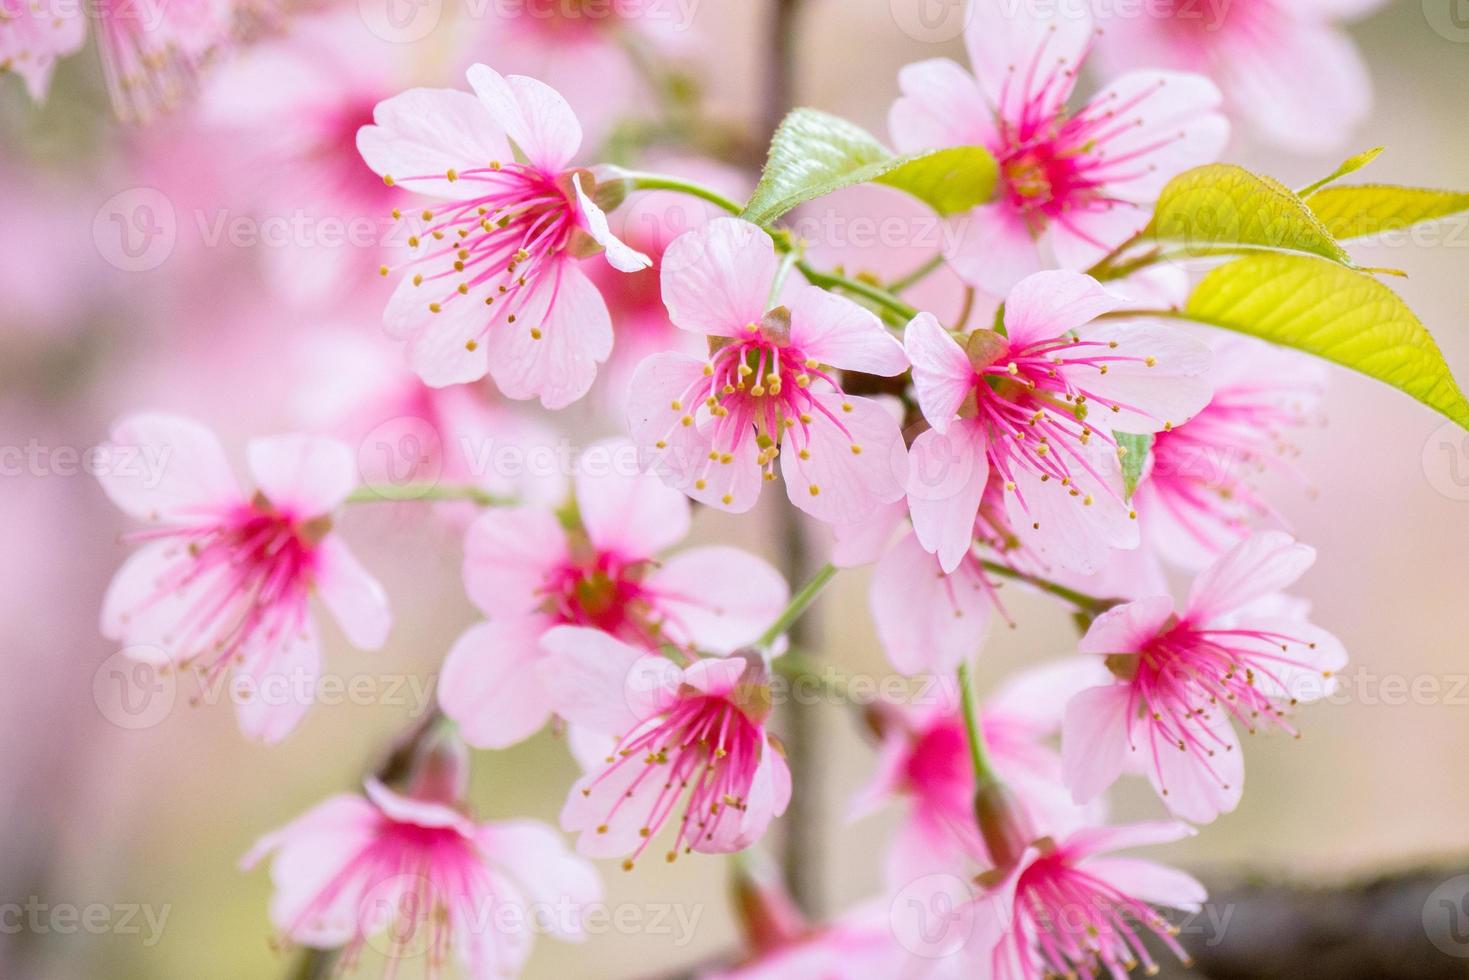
[1186,254,1469,430]
[1296,146,1384,197]
[1147,164,1353,265]
[1306,184,1469,242]
[742,108,995,226]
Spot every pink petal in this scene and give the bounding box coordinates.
[627,352,764,512]
[575,438,690,558]
[1222,615,1348,704]
[313,536,391,651]
[781,393,909,524]
[681,656,748,697]
[1083,857,1207,913]
[904,312,975,434]
[357,88,513,199]
[1045,200,1151,273]
[1078,595,1176,656]
[786,285,908,376]
[906,422,989,574]
[1062,820,1196,860]
[965,0,1093,122]
[659,218,776,337]
[1004,465,1139,574]
[829,499,907,569]
[475,819,602,936]
[1080,70,1228,200]
[100,541,210,657]
[644,545,789,653]
[1185,531,1315,623]
[365,778,476,832]
[462,506,568,618]
[573,173,651,273]
[98,412,241,521]
[439,617,557,749]
[871,531,991,676]
[465,63,582,172]
[389,276,492,387]
[234,618,321,744]
[537,626,680,734]
[702,745,789,854]
[246,434,357,517]
[484,260,613,409]
[1060,683,1134,805]
[986,656,1115,733]
[1068,320,1214,433]
[946,201,1042,295]
[1002,271,1124,352]
[1220,22,1370,154]
[888,57,998,152]
[1146,710,1244,823]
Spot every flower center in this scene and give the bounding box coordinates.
[541,552,659,642]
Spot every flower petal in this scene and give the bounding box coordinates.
[906,422,989,574]
[462,506,568,618]
[357,87,513,199]
[537,626,680,734]
[888,57,998,152]
[781,393,909,524]
[439,617,557,749]
[574,438,690,558]
[573,173,652,273]
[904,312,975,434]
[871,531,991,676]
[1002,271,1124,352]
[484,260,613,409]
[659,217,776,337]
[1185,531,1315,623]
[246,434,357,517]
[786,284,908,376]
[98,412,242,521]
[1061,683,1134,805]
[465,63,582,172]
[644,545,789,653]
[313,536,391,651]
[1078,595,1176,656]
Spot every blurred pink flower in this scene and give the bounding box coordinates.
[628,217,910,524]
[544,632,790,866]
[96,0,234,122]
[889,0,1228,294]
[98,413,390,742]
[0,0,86,100]
[359,64,650,403]
[1091,0,1383,152]
[1137,334,1326,568]
[904,271,1212,575]
[706,900,910,980]
[850,659,1109,889]
[958,821,1205,978]
[440,438,787,748]
[242,776,599,978]
[1062,531,1347,823]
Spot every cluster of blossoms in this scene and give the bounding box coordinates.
[80,0,1413,976]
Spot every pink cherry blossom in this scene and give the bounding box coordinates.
[1062,531,1347,823]
[1136,334,1326,568]
[957,821,1205,978]
[98,413,391,742]
[241,776,599,978]
[543,629,791,866]
[0,0,86,101]
[96,0,234,123]
[1091,0,1384,152]
[889,0,1229,294]
[439,438,788,749]
[904,271,1212,575]
[358,64,650,403]
[628,217,910,524]
[705,901,911,980]
[851,659,1109,889]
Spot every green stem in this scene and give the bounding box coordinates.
[344,483,509,506]
[796,261,919,322]
[625,172,744,216]
[977,559,1110,614]
[957,660,1001,787]
[887,254,945,293]
[758,562,838,648]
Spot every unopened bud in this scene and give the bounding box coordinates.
[406,727,470,807]
[973,779,1035,873]
[730,852,808,953]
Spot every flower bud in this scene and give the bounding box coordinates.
[973,778,1035,873]
[406,726,470,807]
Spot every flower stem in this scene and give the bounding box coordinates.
[796,261,920,322]
[887,253,946,293]
[957,660,1001,788]
[757,562,838,649]
[625,172,744,215]
[977,559,1111,614]
[344,483,510,506]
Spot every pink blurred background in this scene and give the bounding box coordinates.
[2,1,1468,977]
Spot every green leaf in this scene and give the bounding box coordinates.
[1147,164,1354,266]
[1185,254,1469,430]
[1305,184,1469,242]
[1115,432,1152,500]
[741,108,996,226]
[1296,146,1385,197]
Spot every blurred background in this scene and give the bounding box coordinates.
[3,0,1469,977]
